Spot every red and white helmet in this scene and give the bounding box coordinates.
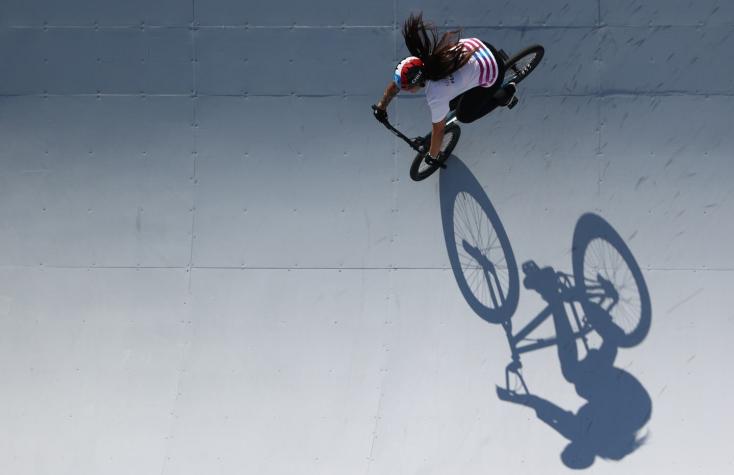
[394,56,425,89]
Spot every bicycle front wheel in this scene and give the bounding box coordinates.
[410,123,461,181]
[571,213,651,347]
[503,45,544,86]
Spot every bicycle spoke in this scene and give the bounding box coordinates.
[579,237,644,337]
[583,282,604,290]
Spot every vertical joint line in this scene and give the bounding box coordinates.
[188,0,198,292]
[597,96,602,155]
[390,0,399,267]
[191,0,197,95]
[596,98,603,196]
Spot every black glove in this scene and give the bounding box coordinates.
[371,104,388,123]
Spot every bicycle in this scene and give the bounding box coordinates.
[373,44,545,181]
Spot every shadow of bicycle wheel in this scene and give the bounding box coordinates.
[439,156,520,324]
[571,212,653,348]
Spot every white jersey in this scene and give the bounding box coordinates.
[425,38,500,123]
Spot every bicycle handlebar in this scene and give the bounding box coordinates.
[371,105,424,153]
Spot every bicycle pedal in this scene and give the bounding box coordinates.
[507,96,519,110]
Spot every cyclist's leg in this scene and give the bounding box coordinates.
[483,41,519,107]
[482,40,508,82]
[456,84,505,123]
[549,299,582,383]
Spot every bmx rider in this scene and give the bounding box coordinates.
[373,12,518,164]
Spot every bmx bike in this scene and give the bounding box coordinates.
[374,44,545,181]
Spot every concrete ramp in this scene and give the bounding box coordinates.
[0,1,732,473]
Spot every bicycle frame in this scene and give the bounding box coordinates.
[500,267,594,393]
[504,272,593,359]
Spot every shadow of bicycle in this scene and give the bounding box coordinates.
[439,156,653,469]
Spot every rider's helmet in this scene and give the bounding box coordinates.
[394,56,425,89]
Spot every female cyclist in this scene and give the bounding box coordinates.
[373,13,518,163]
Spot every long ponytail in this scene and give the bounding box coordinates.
[402,12,474,81]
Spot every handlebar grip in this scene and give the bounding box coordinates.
[371,104,388,124]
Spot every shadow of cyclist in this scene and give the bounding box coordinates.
[438,158,652,469]
[497,263,652,469]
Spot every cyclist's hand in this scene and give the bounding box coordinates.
[371,104,388,124]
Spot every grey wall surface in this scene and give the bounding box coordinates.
[1,1,733,474]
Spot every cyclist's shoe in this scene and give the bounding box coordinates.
[424,152,447,169]
[499,82,518,108]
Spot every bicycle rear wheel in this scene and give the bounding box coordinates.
[502,45,544,86]
[571,213,651,347]
[410,122,461,181]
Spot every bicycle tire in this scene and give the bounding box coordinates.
[502,45,545,86]
[571,213,651,348]
[409,123,461,181]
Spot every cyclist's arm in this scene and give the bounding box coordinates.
[377,82,399,110]
[429,119,445,157]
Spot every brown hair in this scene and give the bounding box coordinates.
[402,12,474,81]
